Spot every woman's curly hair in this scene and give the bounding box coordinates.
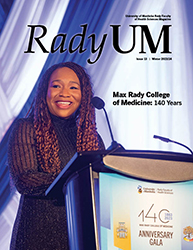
[28,62,100,173]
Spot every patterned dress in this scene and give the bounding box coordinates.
[8,115,79,250]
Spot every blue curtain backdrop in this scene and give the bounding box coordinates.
[0,0,193,249]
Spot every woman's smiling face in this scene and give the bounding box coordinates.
[46,67,81,119]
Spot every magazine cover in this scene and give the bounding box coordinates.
[0,0,193,249]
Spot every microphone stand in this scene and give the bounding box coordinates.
[91,96,124,151]
[153,135,193,155]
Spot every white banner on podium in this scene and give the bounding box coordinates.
[99,173,193,250]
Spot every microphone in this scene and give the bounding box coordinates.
[91,96,124,150]
[153,135,193,154]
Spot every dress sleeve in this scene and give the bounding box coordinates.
[8,118,57,196]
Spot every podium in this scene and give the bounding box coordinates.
[46,149,193,250]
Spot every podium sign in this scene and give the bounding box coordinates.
[99,173,193,250]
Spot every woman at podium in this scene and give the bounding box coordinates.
[8,62,104,250]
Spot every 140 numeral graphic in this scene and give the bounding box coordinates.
[138,204,172,224]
